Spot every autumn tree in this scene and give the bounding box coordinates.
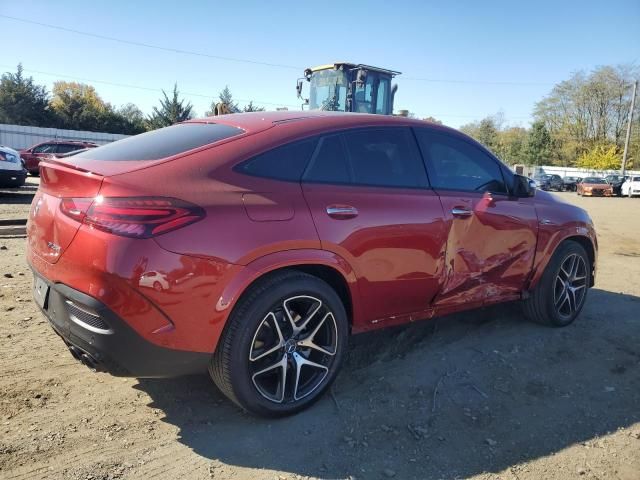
[576,144,621,170]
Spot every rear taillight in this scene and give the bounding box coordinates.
[60,196,205,238]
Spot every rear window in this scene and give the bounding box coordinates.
[74,123,244,161]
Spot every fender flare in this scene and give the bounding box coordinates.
[527,224,597,290]
[214,248,362,325]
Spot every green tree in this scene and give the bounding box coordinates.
[0,64,52,126]
[117,103,147,134]
[207,86,240,115]
[496,127,528,165]
[147,83,193,129]
[243,101,265,112]
[526,121,554,165]
[460,116,500,152]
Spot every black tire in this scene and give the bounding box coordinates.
[209,270,348,417]
[523,241,591,327]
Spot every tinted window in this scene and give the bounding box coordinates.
[303,135,350,184]
[74,123,243,161]
[415,129,507,193]
[55,144,81,154]
[33,144,55,154]
[236,139,317,181]
[344,128,428,188]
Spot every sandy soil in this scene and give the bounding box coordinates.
[0,190,639,480]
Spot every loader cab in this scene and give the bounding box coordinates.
[297,63,400,115]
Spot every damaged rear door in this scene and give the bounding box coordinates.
[414,128,538,308]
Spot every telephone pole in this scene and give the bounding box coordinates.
[621,80,637,176]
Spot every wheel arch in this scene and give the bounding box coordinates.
[528,232,597,290]
[215,249,361,332]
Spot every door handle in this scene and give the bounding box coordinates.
[326,205,358,219]
[451,207,472,217]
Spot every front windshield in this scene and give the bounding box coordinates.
[583,177,606,184]
[309,70,348,111]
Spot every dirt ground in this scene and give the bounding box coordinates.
[1,181,639,480]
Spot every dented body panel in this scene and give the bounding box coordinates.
[25,111,597,377]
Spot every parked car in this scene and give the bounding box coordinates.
[604,174,627,196]
[27,112,598,416]
[533,173,563,191]
[0,145,27,188]
[20,140,98,175]
[621,176,640,197]
[576,177,613,196]
[562,176,582,192]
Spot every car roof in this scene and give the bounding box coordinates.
[0,145,20,155]
[186,111,460,137]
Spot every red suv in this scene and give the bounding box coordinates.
[20,140,98,175]
[26,112,597,416]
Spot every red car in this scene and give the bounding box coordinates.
[20,140,98,175]
[26,112,597,416]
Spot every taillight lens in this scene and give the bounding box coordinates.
[60,196,205,238]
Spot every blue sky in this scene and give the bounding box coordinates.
[1,0,639,128]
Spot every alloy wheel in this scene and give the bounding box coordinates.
[553,253,587,318]
[248,295,338,403]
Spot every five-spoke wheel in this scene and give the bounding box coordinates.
[249,295,339,403]
[523,240,591,326]
[209,270,348,417]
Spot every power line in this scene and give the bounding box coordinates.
[0,14,302,71]
[1,64,534,120]
[0,64,300,108]
[403,76,554,87]
[0,14,559,87]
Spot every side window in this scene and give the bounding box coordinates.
[236,138,317,181]
[303,135,350,184]
[375,78,389,114]
[55,144,79,154]
[344,128,429,188]
[415,129,507,194]
[33,144,55,154]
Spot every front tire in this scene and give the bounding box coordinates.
[209,270,348,417]
[523,241,591,327]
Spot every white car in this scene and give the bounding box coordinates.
[621,176,640,197]
[0,145,27,188]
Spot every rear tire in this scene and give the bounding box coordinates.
[523,241,591,327]
[209,270,348,417]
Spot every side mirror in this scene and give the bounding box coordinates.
[513,174,536,198]
[296,79,304,98]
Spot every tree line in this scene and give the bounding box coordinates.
[459,65,639,169]
[1,63,638,169]
[0,64,263,135]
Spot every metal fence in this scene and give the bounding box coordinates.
[0,124,129,150]
[513,164,640,178]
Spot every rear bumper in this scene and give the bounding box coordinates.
[34,277,210,377]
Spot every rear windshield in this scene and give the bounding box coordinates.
[74,123,244,161]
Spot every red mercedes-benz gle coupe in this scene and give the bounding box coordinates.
[27,111,597,416]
